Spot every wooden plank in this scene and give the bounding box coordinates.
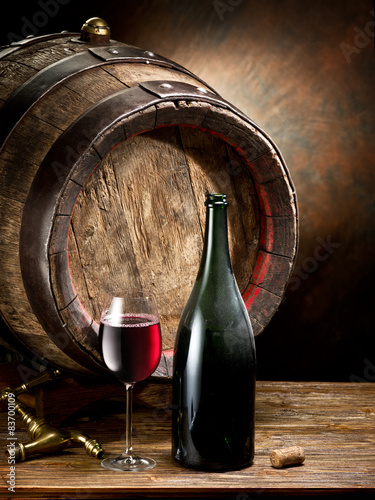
[49,251,76,308]
[28,84,94,130]
[0,382,373,497]
[3,37,89,71]
[0,151,39,204]
[57,299,99,361]
[155,100,211,127]
[0,60,37,102]
[226,143,261,276]
[122,104,157,139]
[0,196,42,342]
[103,62,212,90]
[260,214,298,258]
[257,175,297,217]
[249,250,293,296]
[62,66,127,105]
[200,105,273,162]
[244,285,282,326]
[2,114,61,165]
[250,150,288,184]
[66,220,92,310]
[49,215,71,255]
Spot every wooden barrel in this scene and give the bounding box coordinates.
[0,31,298,377]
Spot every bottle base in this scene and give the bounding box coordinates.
[173,455,254,472]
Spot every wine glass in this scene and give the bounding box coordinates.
[99,289,162,471]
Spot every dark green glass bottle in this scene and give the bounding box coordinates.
[172,193,256,471]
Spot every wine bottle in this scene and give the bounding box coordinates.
[172,193,256,471]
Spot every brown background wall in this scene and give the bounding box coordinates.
[2,0,375,381]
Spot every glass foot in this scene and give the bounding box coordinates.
[101,454,156,471]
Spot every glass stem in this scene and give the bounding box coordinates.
[124,383,134,457]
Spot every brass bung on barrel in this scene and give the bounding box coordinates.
[80,17,111,43]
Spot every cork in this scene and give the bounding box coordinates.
[270,446,305,468]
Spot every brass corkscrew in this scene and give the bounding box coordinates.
[1,370,104,462]
[0,368,63,400]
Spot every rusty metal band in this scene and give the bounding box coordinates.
[19,80,296,373]
[0,32,78,59]
[0,41,216,150]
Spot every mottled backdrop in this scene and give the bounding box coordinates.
[2,0,374,381]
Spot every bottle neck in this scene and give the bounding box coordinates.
[197,201,232,281]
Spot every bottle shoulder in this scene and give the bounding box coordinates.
[181,274,250,323]
[176,286,254,348]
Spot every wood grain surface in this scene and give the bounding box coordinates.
[68,126,260,350]
[0,381,374,498]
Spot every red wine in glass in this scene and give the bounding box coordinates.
[99,291,162,472]
[99,313,162,383]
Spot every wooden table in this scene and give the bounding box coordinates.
[1,381,374,498]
